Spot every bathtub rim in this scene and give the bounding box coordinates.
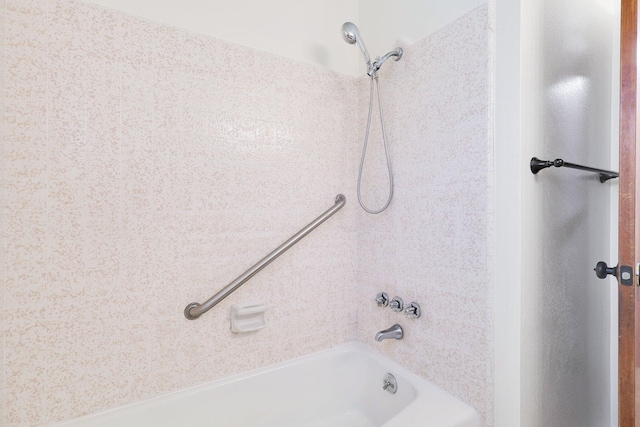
[46,340,479,427]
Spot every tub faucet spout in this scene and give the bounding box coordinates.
[375,324,403,341]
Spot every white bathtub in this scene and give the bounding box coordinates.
[50,342,479,427]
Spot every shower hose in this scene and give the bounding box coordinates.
[357,73,394,214]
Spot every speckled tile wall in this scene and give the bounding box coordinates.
[2,0,359,424]
[354,5,494,425]
[1,1,493,426]
[1,0,7,424]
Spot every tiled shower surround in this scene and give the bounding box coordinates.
[355,6,493,422]
[0,1,493,426]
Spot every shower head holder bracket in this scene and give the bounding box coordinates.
[367,48,403,76]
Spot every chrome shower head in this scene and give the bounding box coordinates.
[341,22,359,44]
[341,22,371,66]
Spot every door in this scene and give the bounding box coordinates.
[619,0,639,424]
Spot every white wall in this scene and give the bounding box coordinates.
[358,0,486,72]
[493,0,522,424]
[496,0,615,427]
[86,0,487,77]
[85,0,360,75]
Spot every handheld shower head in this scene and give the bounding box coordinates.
[341,22,371,66]
[341,22,359,44]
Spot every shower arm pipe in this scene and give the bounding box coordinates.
[184,194,346,320]
[530,157,619,183]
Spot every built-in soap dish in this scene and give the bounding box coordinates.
[231,303,268,333]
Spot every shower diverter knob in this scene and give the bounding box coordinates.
[376,292,389,307]
[389,297,404,312]
[405,302,421,319]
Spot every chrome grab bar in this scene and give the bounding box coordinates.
[184,194,346,320]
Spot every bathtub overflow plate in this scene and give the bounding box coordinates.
[383,373,397,394]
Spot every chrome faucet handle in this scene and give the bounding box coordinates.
[405,302,421,319]
[389,296,403,312]
[375,292,389,307]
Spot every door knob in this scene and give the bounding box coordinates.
[594,261,618,279]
